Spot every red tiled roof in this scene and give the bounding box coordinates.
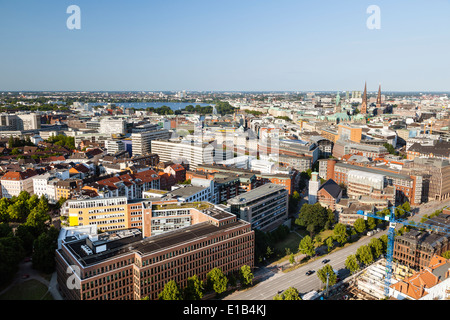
[1,169,38,181]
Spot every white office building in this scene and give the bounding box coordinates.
[99,118,127,136]
[150,140,214,170]
[131,129,171,156]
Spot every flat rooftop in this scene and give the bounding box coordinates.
[336,162,412,181]
[227,183,286,205]
[63,218,250,268]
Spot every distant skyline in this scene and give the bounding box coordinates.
[1,1,449,92]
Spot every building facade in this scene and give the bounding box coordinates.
[55,205,254,300]
[227,183,289,232]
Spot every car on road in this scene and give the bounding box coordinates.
[22,274,29,279]
[322,259,330,264]
[305,270,314,276]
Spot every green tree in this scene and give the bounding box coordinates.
[345,255,360,274]
[289,191,301,215]
[14,224,36,254]
[25,206,50,233]
[326,237,334,253]
[298,235,315,257]
[206,268,228,295]
[32,226,59,273]
[7,201,27,221]
[354,218,366,234]
[383,142,397,155]
[158,280,183,300]
[0,197,11,222]
[239,265,254,287]
[11,148,20,155]
[367,217,377,230]
[317,264,337,286]
[356,245,374,266]
[26,194,40,211]
[289,253,296,265]
[37,195,50,213]
[265,246,274,259]
[0,236,25,285]
[295,203,332,236]
[379,234,388,253]
[273,287,301,300]
[333,223,348,246]
[401,201,411,213]
[183,275,204,300]
[0,223,12,238]
[369,238,383,259]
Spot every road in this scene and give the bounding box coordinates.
[224,198,450,301]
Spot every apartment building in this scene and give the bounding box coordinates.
[82,170,160,199]
[227,183,289,232]
[56,204,254,300]
[1,169,38,198]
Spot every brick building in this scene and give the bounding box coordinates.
[56,205,254,300]
[393,209,450,271]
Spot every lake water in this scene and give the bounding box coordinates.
[89,102,213,110]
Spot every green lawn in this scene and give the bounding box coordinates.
[0,279,53,300]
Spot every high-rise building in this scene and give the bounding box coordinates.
[131,129,171,156]
[99,118,127,136]
[150,140,214,170]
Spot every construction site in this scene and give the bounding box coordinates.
[325,259,414,300]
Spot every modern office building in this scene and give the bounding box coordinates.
[99,118,127,136]
[0,113,41,131]
[55,202,255,300]
[151,140,215,170]
[131,129,171,156]
[105,139,125,155]
[227,183,289,232]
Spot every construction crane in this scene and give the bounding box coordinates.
[356,207,450,297]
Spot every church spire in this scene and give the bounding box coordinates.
[376,84,382,109]
[360,81,367,114]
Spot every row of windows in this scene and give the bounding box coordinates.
[137,231,253,267]
[137,253,254,300]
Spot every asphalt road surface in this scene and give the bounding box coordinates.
[223,198,450,301]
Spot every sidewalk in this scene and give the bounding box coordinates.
[0,258,63,300]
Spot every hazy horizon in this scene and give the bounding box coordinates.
[1,1,449,92]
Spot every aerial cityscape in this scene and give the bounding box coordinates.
[0,0,449,312]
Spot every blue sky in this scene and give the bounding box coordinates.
[0,0,449,92]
